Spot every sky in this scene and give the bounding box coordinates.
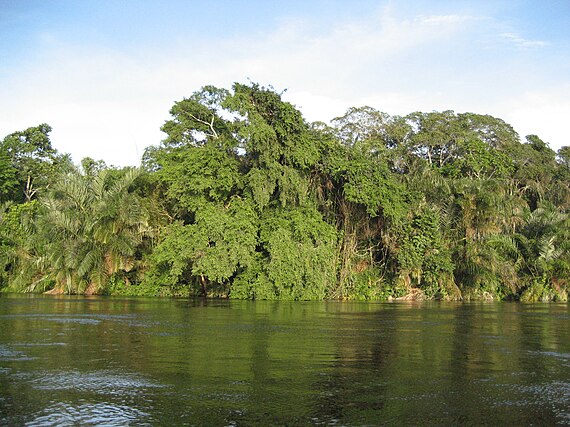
[1,0,569,166]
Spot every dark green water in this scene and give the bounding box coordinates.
[0,296,568,426]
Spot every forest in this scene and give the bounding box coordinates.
[1,82,569,301]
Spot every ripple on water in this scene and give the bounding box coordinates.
[0,315,99,325]
[528,381,570,424]
[30,370,166,396]
[44,317,101,325]
[0,313,165,330]
[528,350,570,368]
[14,342,67,347]
[0,345,36,362]
[25,402,152,427]
[492,379,570,424]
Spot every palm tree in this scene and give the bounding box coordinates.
[449,178,527,298]
[34,168,151,294]
[517,203,569,298]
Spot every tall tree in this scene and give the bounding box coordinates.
[0,124,72,202]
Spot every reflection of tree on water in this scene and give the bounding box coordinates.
[446,303,481,424]
[309,305,398,425]
[445,304,533,424]
[240,302,336,425]
[516,304,568,425]
[246,313,275,423]
[450,303,569,425]
[2,298,570,425]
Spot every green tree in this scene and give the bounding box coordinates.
[1,124,72,202]
[404,111,517,179]
[259,206,337,300]
[512,134,558,209]
[6,81,567,302]
[395,206,457,298]
[517,203,569,301]
[0,148,18,203]
[146,197,258,296]
[23,168,152,294]
[557,146,570,169]
[146,82,339,299]
[0,201,42,290]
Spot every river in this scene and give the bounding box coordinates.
[0,295,569,426]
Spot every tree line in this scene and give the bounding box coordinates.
[1,83,569,301]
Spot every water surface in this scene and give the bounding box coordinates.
[0,295,568,425]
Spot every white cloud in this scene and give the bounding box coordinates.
[418,14,473,25]
[0,7,567,166]
[500,32,548,49]
[498,87,570,150]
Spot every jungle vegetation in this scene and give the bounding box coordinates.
[1,83,569,301]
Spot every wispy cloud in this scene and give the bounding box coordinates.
[500,32,548,49]
[0,4,566,167]
[1,8,483,166]
[417,14,476,25]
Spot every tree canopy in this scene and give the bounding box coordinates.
[1,82,568,301]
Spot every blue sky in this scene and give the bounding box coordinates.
[1,0,569,166]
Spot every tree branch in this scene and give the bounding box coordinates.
[183,111,218,139]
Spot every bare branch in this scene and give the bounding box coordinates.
[183,111,218,139]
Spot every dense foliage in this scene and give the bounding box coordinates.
[1,83,569,301]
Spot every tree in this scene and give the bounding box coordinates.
[0,200,42,290]
[146,197,258,296]
[21,167,152,294]
[395,206,457,298]
[512,135,557,209]
[557,146,570,169]
[516,203,569,301]
[147,82,341,299]
[404,112,516,179]
[0,124,72,202]
[447,176,526,298]
[0,147,18,203]
[6,81,568,301]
